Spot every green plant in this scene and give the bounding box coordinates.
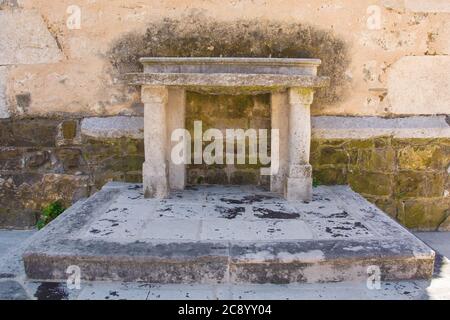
[313,176,321,188]
[36,201,66,230]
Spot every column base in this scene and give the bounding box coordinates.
[284,165,312,202]
[143,162,169,199]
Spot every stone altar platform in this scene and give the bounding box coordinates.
[23,183,434,284]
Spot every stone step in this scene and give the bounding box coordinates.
[22,183,435,284]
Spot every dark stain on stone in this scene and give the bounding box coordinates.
[108,16,350,106]
[100,219,119,223]
[15,93,31,113]
[220,194,277,205]
[128,185,141,190]
[333,226,353,231]
[354,221,369,230]
[109,290,119,297]
[220,198,245,205]
[253,207,300,219]
[128,193,143,200]
[216,206,245,219]
[312,195,331,202]
[34,282,68,300]
[329,211,349,218]
[0,273,15,279]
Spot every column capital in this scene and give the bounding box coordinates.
[288,87,315,105]
[141,86,169,104]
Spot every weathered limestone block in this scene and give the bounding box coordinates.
[142,86,169,198]
[285,88,314,202]
[428,20,450,55]
[81,117,144,139]
[312,116,450,140]
[270,92,289,194]
[0,67,9,119]
[0,118,59,147]
[405,0,450,13]
[387,56,450,115]
[0,10,63,65]
[166,88,186,190]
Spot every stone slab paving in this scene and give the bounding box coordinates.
[21,183,434,284]
[0,228,449,299]
[0,230,36,258]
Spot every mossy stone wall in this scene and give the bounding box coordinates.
[185,92,271,186]
[312,137,450,231]
[1,117,448,231]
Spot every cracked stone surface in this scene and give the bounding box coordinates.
[21,183,434,284]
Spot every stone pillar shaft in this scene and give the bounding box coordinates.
[166,88,186,190]
[285,88,314,201]
[142,86,169,198]
[270,91,289,194]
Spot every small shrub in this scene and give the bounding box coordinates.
[36,201,66,230]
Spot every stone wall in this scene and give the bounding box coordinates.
[312,137,450,231]
[186,92,271,186]
[0,1,449,229]
[1,1,450,117]
[1,116,448,231]
[0,117,144,228]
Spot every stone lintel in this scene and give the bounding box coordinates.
[124,73,329,91]
[140,57,322,76]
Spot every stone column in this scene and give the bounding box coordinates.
[270,91,289,194]
[285,88,314,201]
[142,86,169,198]
[166,88,186,190]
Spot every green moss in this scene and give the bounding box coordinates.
[346,139,375,149]
[373,137,392,148]
[61,121,77,140]
[400,198,450,230]
[313,167,347,185]
[230,171,258,185]
[395,171,444,199]
[397,144,445,170]
[357,147,396,172]
[311,147,348,166]
[348,170,393,196]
